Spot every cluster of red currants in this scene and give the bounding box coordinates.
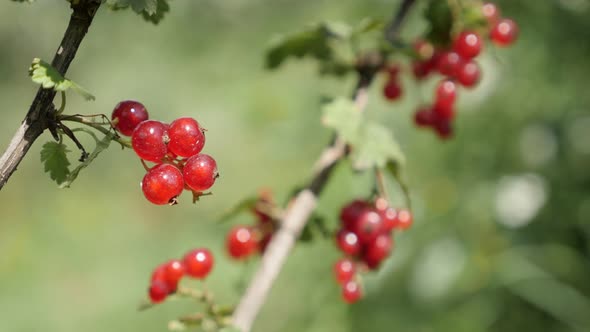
[111,100,219,205]
[410,2,518,139]
[225,194,276,260]
[334,198,412,303]
[148,248,214,303]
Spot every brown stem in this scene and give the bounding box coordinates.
[0,0,101,190]
[231,2,418,330]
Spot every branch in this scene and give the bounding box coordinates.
[0,0,101,190]
[231,2,418,330]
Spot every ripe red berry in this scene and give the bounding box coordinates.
[491,19,519,46]
[334,258,356,284]
[453,31,483,59]
[380,207,398,232]
[141,164,184,205]
[482,2,500,24]
[149,281,169,303]
[414,107,435,127]
[183,248,214,279]
[414,40,434,61]
[132,120,168,163]
[164,260,185,287]
[396,209,414,230]
[340,200,370,230]
[336,229,361,256]
[383,80,402,101]
[433,103,455,121]
[364,234,393,268]
[437,51,463,78]
[183,154,219,192]
[434,117,453,139]
[352,209,383,244]
[167,117,206,158]
[434,80,457,112]
[456,60,481,88]
[341,280,362,304]
[111,100,149,136]
[226,225,258,259]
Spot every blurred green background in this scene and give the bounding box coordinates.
[1,1,590,331]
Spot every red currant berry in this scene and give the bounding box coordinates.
[341,280,362,304]
[482,2,500,24]
[491,19,519,46]
[414,40,434,61]
[364,234,393,267]
[352,209,383,244]
[141,164,184,205]
[132,120,168,163]
[164,260,185,287]
[412,61,431,80]
[336,229,361,256]
[437,51,463,78]
[183,248,214,279]
[380,207,398,232]
[111,100,149,136]
[384,64,401,78]
[414,107,436,127]
[334,258,356,284]
[167,117,206,158]
[183,154,218,192]
[149,281,169,303]
[396,209,414,230]
[453,31,483,59]
[340,200,369,230]
[434,117,453,140]
[434,80,457,113]
[383,80,402,101]
[433,103,455,121]
[456,60,481,88]
[226,225,258,259]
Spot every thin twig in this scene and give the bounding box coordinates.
[0,0,101,190]
[232,2,418,330]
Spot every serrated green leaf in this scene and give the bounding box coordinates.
[217,196,259,223]
[352,122,405,170]
[40,142,71,185]
[321,98,362,143]
[141,0,169,24]
[424,0,453,46]
[59,131,114,188]
[29,58,95,101]
[265,22,351,70]
[321,98,405,172]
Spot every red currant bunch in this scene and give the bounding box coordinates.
[333,197,412,303]
[225,191,277,260]
[408,2,518,140]
[147,248,214,303]
[111,101,219,205]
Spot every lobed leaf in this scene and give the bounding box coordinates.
[29,58,95,100]
[105,0,170,24]
[59,131,114,188]
[40,142,71,185]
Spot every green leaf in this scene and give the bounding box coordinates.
[353,17,385,35]
[141,0,169,24]
[105,0,157,14]
[59,131,114,188]
[40,142,71,185]
[321,98,405,170]
[217,196,258,223]
[29,58,95,101]
[300,213,330,243]
[352,122,405,170]
[265,22,351,70]
[424,0,453,46]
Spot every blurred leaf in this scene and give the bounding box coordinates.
[386,161,412,209]
[354,17,385,35]
[497,251,590,330]
[105,0,157,15]
[265,22,351,70]
[321,98,405,171]
[141,0,169,24]
[461,5,488,30]
[217,196,258,223]
[59,131,114,188]
[40,142,71,185]
[29,58,95,100]
[424,0,453,46]
[299,213,329,243]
